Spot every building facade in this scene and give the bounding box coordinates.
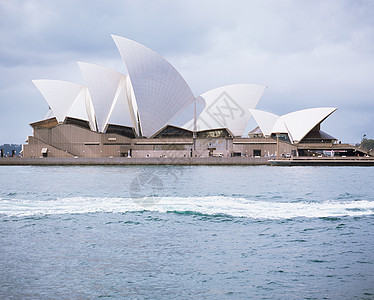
[23,35,371,159]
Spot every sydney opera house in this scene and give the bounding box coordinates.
[23,35,368,159]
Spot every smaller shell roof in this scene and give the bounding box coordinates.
[249,107,337,144]
[183,84,266,136]
[32,80,85,123]
[281,107,337,143]
[248,109,279,137]
[78,62,135,133]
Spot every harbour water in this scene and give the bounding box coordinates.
[0,165,373,299]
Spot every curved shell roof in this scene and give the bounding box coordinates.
[169,96,206,130]
[32,80,85,123]
[183,84,266,136]
[282,107,337,143]
[33,80,98,131]
[32,36,270,138]
[112,35,195,137]
[249,107,337,143]
[78,62,135,133]
[32,36,340,143]
[67,87,90,122]
[248,109,279,137]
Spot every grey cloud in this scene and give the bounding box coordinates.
[0,0,373,144]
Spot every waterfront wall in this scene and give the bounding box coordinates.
[2,156,374,166]
[0,156,270,166]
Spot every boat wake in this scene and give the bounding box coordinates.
[1,196,374,219]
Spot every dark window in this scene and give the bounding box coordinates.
[253,149,261,156]
[65,117,90,129]
[154,126,193,138]
[106,124,136,138]
[271,133,291,143]
[197,129,231,139]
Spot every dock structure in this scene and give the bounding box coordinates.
[269,157,374,166]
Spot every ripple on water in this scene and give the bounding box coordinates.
[0,166,373,299]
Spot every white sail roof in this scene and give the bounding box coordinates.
[112,35,195,137]
[67,87,97,131]
[67,88,89,121]
[182,84,266,136]
[32,80,85,123]
[125,76,140,134]
[32,36,274,139]
[106,76,136,130]
[248,109,280,137]
[169,96,206,130]
[84,88,97,132]
[249,107,337,143]
[281,107,337,143]
[78,62,135,133]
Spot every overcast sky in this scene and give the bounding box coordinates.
[1,0,373,144]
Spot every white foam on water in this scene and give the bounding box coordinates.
[1,196,374,219]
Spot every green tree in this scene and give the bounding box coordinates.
[360,134,374,151]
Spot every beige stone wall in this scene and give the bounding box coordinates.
[24,123,196,158]
[23,136,74,158]
[233,138,297,157]
[26,124,134,158]
[24,123,298,158]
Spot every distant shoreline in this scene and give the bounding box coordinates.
[1,157,374,166]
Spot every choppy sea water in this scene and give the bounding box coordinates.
[0,165,373,299]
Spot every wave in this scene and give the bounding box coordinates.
[1,196,374,219]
